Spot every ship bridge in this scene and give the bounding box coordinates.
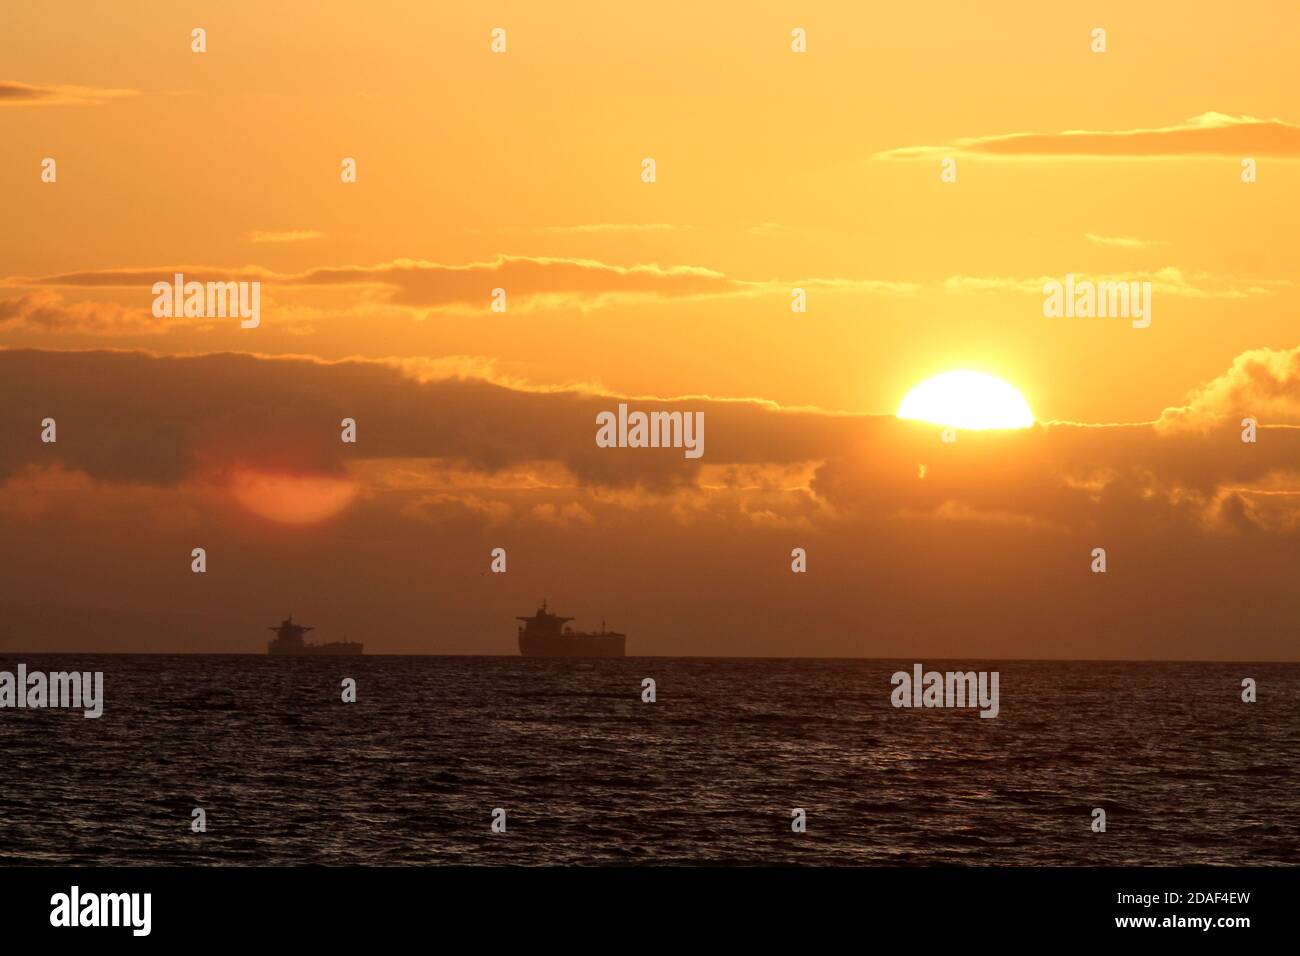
[517,601,575,636]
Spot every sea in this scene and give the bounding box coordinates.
[0,656,1295,866]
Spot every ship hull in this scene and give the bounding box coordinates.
[268,642,364,656]
[518,633,625,658]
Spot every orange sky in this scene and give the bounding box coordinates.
[2,2,1298,657]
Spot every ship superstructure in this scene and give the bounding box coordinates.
[267,616,363,655]
[516,602,626,657]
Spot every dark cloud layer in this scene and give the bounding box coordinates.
[1,347,1296,522]
[0,349,860,490]
[1,347,1297,659]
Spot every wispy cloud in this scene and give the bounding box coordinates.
[876,113,1300,159]
[1084,233,1165,249]
[5,266,276,288]
[0,290,161,333]
[0,80,140,107]
[943,267,1290,299]
[246,230,326,244]
[4,256,918,313]
[524,223,685,234]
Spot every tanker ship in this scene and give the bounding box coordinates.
[267,616,363,655]
[517,602,626,657]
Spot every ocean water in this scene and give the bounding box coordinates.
[0,655,1295,866]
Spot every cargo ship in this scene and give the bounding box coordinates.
[267,616,363,655]
[517,602,626,657]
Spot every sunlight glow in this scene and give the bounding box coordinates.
[897,371,1034,430]
[229,469,359,525]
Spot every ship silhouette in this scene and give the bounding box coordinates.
[267,616,363,656]
[517,601,626,657]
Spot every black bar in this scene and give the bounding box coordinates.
[0,866,1289,942]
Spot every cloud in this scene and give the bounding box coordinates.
[0,80,140,107]
[4,256,1280,337]
[530,501,596,527]
[0,290,162,333]
[811,417,1300,536]
[4,256,917,313]
[1084,234,1165,249]
[876,113,1300,159]
[0,349,865,490]
[520,224,686,234]
[293,256,744,309]
[1158,345,1300,431]
[246,230,326,244]
[8,266,275,288]
[403,492,513,528]
[286,257,917,308]
[1,346,1296,532]
[943,267,1287,299]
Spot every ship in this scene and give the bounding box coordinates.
[517,602,626,657]
[266,616,363,655]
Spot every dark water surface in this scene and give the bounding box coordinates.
[0,655,1295,865]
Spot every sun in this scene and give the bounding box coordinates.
[897,371,1034,430]
[228,468,359,524]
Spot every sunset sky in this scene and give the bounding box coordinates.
[2,1,1298,658]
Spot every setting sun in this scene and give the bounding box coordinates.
[228,468,359,525]
[897,371,1035,430]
